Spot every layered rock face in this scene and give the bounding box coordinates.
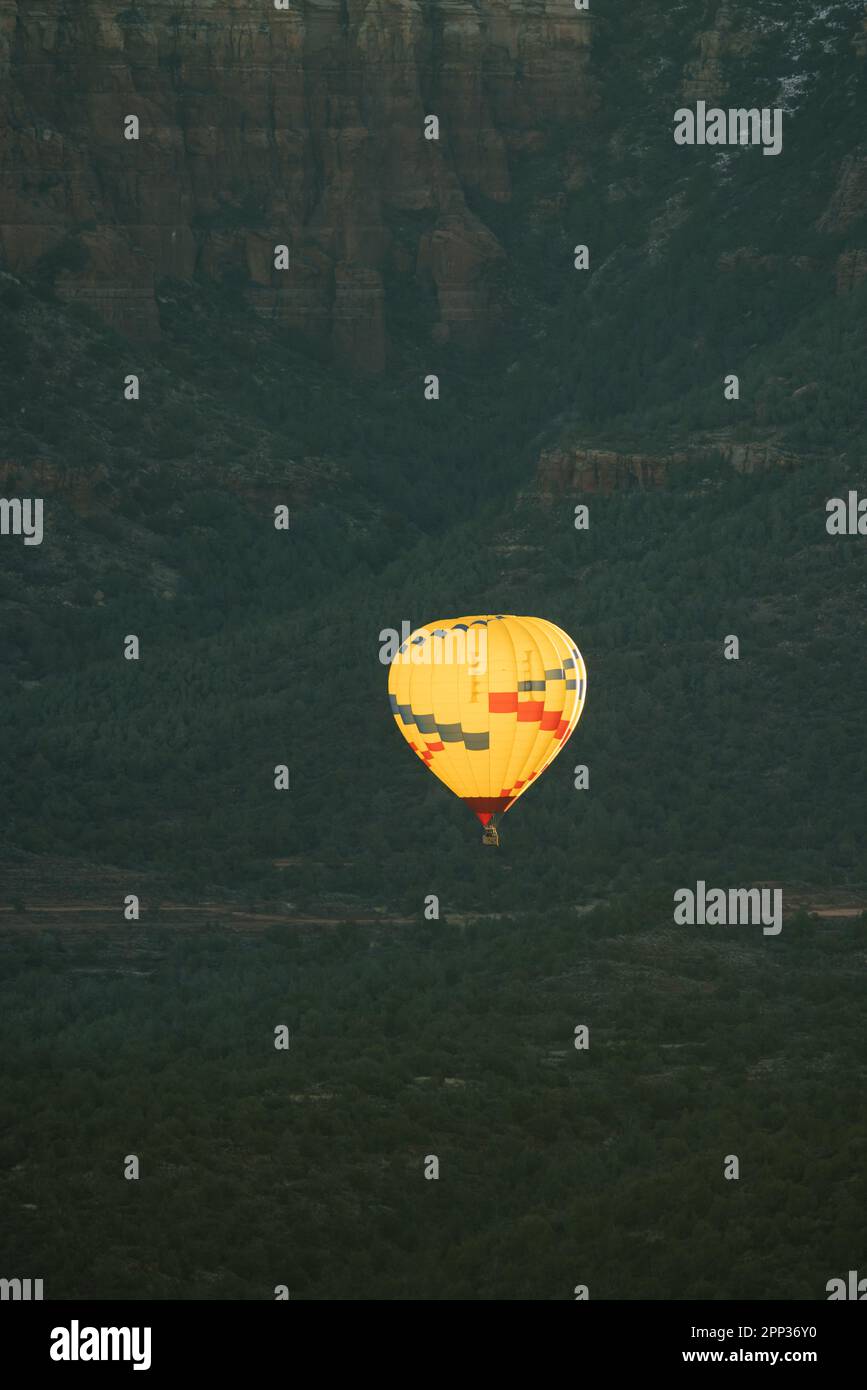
[534,439,811,498]
[681,4,758,105]
[0,0,594,368]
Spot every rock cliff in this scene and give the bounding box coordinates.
[0,0,594,367]
[533,437,817,499]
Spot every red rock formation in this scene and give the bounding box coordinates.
[681,5,758,105]
[818,148,867,235]
[0,456,108,511]
[416,210,506,346]
[835,248,867,294]
[534,438,811,499]
[0,0,595,368]
[854,3,867,59]
[536,447,677,497]
[819,147,867,296]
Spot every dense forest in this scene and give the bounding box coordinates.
[2,451,866,913]
[1,900,865,1300]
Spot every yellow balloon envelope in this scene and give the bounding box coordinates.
[388,615,587,842]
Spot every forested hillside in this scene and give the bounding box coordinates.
[1,900,865,1300]
[3,451,866,912]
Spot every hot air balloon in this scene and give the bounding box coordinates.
[387,615,587,845]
